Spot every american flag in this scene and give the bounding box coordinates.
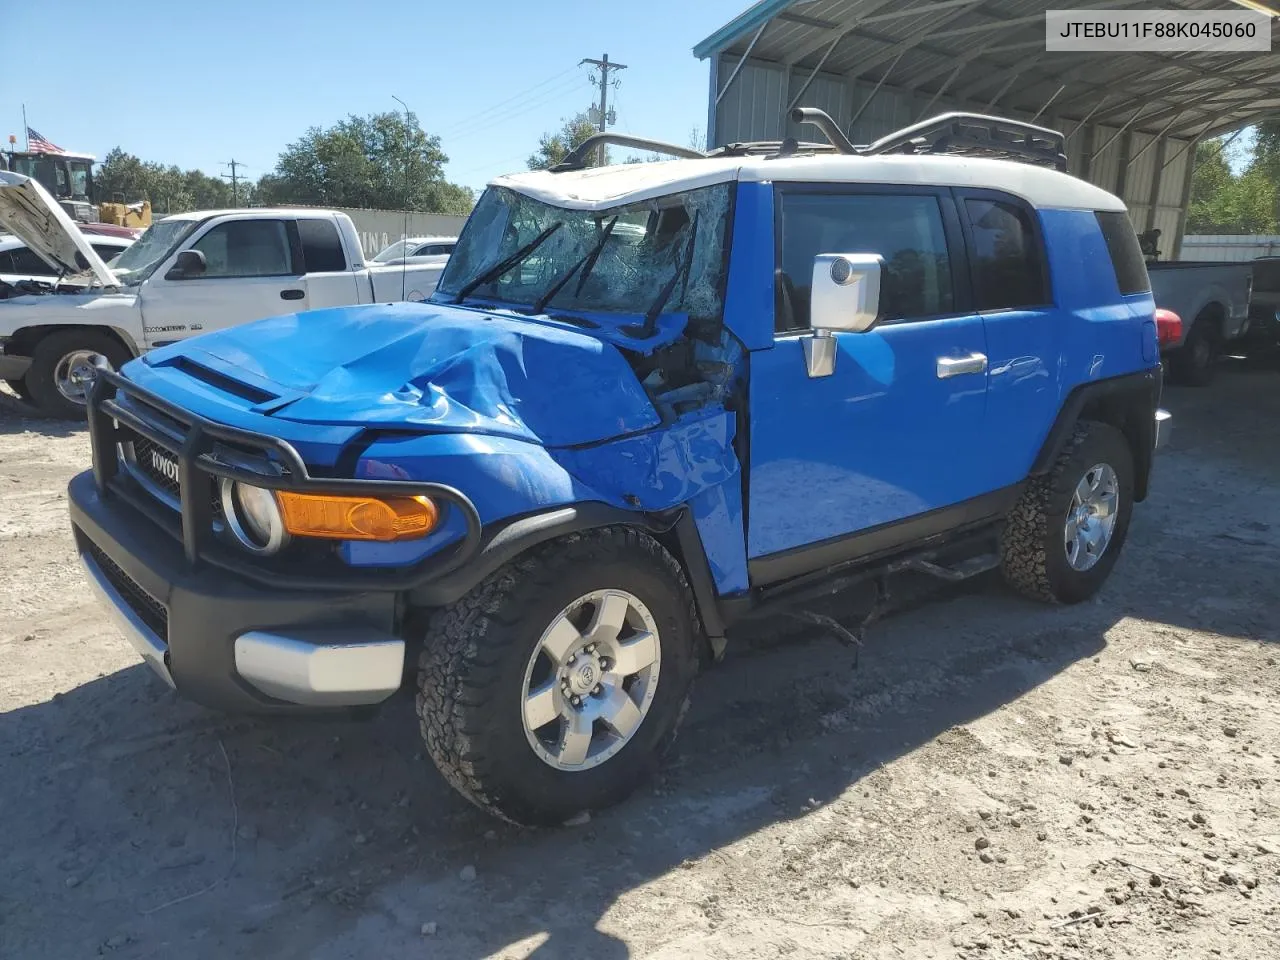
[27,127,63,154]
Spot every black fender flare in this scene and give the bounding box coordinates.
[1031,368,1160,501]
[409,501,727,647]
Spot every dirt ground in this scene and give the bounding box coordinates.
[1,362,1278,960]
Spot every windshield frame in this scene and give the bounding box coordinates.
[434,183,734,333]
[108,217,202,286]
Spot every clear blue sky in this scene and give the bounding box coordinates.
[3,0,749,196]
[7,3,1264,194]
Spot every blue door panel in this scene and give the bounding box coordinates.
[980,308,1057,489]
[747,314,990,559]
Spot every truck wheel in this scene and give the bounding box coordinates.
[1001,421,1134,604]
[1171,317,1219,387]
[24,330,131,420]
[416,527,698,825]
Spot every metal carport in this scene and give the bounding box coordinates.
[695,1,1280,257]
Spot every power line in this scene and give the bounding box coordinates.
[437,65,584,137]
[444,73,588,142]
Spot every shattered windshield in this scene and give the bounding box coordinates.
[109,219,199,285]
[436,183,731,327]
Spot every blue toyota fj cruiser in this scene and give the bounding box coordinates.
[69,112,1169,824]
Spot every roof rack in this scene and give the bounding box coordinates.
[551,134,707,172]
[707,139,838,158]
[862,112,1067,172]
[544,110,1068,175]
[790,108,1068,172]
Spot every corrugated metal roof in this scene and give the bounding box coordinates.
[697,0,1280,139]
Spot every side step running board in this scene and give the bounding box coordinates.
[901,554,1000,583]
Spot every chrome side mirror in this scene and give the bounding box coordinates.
[803,253,883,378]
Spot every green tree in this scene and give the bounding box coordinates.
[527,113,600,170]
[1187,135,1279,235]
[254,111,472,213]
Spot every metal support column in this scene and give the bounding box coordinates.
[1144,136,1169,233]
[1172,136,1201,260]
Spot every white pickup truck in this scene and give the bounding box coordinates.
[0,172,448,418]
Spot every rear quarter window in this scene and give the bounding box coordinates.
[1095,211,1150,296]
[298,219,347,273]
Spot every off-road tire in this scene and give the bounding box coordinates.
[1000,421,1134,604]
[1170,317,1219,387]
[416,526,699,825]
[24,330,131,420]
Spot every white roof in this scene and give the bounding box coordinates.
[494,153,1125,214]
[157,207,349,223]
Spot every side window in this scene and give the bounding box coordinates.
[777,192,954,332]
[298,218,347,273]
[964,198,1049,310]
[7,246,57,276]
[1095,211,1151,295]
[91,244,122,263]
[190,219,293,279]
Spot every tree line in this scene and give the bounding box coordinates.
[94,108,702,218]
[95,110,473,216]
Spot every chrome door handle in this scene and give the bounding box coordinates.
[936,352,988,378]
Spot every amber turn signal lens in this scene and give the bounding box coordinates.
[276,492,439,542]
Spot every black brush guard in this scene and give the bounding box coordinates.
[84,364,483,592]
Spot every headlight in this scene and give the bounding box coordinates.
[220,480,288,555]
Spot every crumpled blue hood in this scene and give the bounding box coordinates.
[142,302,662,447]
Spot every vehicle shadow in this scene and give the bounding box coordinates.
[8,553,1265,960]
[0,390,84,438]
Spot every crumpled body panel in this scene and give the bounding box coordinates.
[150,302,661,447]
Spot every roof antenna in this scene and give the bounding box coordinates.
[392,95,413,303]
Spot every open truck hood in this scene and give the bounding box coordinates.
[138,302,662,447]
[0,171,117,287]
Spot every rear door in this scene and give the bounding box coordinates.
[138,217,308,345]
[954,189,1060,490]
[746,185,992,573]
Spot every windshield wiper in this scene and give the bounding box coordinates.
[531,216,617,314]
[627,210,700,339]
[452,221,563,304]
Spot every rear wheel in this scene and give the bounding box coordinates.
[24,330,131,420]
[1001,421,1134,604]
[1171,316,1220,387]
[416,527,698,825]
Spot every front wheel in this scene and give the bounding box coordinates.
[1001,421,1134,604]
[416,527,698,825]
[24,330,131,420]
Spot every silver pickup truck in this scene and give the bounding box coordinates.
[1149,261,1253,386]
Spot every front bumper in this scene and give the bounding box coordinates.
[70,470,403,712]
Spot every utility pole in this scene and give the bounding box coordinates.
[581,53,626,164]
[222,159,244,206]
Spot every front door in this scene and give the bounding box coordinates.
[747,186,990,576]
[138,217,308,347]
